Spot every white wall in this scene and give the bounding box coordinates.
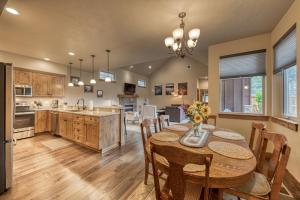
[149,56,207,108]
[1,50,150,107]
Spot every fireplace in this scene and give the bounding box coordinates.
[118,94,139,112]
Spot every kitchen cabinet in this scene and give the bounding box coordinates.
[59,113,73,140]
[14,68,65,97]
[85,117,99,149]
[58,113,100,150]
[14,69,32,85]
[35,110,49,133]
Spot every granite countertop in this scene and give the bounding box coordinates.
[34,108,120,117]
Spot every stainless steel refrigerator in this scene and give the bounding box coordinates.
[0,62,13,194]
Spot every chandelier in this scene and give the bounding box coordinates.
[164,12,200,58]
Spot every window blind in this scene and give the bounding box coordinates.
[274,25,297,74]
[219,50,266,79]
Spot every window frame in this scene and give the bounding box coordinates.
[137,79,146,88]
[219,75,266,115]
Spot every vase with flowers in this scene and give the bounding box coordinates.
[185,101,210,136]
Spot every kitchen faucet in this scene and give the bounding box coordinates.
[76,98,86,110]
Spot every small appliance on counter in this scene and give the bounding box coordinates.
[14,102,35,140]
[51,99,59,108]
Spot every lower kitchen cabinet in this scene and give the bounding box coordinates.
[35,110,49,133]
[58,112,100,150]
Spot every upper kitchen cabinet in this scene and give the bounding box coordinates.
[14,68,65,97]
[14,69,32,85]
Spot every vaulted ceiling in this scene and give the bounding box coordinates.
[0,0,294,74]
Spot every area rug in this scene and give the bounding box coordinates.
[41,138,72,151]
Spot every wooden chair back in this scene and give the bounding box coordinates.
[249,122,265,158]
[158,115,170,130]
[203,115,217,126]
[256,131,290,199]
[140,119,159,157]
[150,142,213,200]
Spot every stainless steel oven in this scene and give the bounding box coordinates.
[14,104,35,140]
[15,85,32,97]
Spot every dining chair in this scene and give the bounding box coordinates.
[150,142,214,200]
[249,122,266,159]
[220,130,290,200]
[203,115,217,126]
[158,115,170,131]
[140,118,159,184]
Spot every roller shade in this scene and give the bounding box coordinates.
[274,25,297,74]
[219,50,266,79]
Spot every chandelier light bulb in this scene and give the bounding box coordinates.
[78,81,84,86]
[172,43,181,51]
[187,39,196,48]
[172,28,184,40]
[189,28,200,41]
[164,37,174,48]
[68,82,74,87]
[90,79,96,84]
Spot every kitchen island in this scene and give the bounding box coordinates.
[35,106,125,153]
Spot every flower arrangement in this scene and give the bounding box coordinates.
[186,101,211,133]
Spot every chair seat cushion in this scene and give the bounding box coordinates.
[235,172,271,196]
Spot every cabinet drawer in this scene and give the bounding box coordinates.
[60,112,73,120]
[73,114,84,122]
[73,126,84,135]
[84,116,99,124]
[73,121,84,128]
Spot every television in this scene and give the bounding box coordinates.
[124,83,136,95]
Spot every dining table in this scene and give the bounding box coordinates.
[147,123,257,189]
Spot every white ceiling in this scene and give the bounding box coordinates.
[0,0,294,74]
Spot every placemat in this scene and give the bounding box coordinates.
[165,125,189,132]
[152,132,179,142]
[208,141,253,160]
[213,130,245,141]
[184,164,205,172]
[202,124,215,130]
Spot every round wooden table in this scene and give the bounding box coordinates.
[148,124,257,189]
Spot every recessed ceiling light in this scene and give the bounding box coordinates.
[130,65,134,69]
[148,65,152,69]
[68,52,75,56]
[5,7,20,15]
[44,58,50,61]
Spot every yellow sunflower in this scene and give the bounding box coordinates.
[193,114,203,124]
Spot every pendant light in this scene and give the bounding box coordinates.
[105,49,112,83]
[90,55,96,84]
[78,58,84,86]
[68,62,74,87]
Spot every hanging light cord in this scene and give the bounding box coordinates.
[69,62,72,79]
[91,55,95,79]
[79,59,83,79]
[106,49,110,72]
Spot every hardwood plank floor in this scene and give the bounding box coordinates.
[0,125,298,200]
[0,130,145,200]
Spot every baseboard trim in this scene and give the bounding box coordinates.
[283,169,300,199]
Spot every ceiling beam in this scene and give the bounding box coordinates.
[0,0,8,16]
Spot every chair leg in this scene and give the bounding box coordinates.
[144,159,149,185]
[217,189,223,200]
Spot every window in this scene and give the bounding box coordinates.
[137,80,146,87]
[219,50,266,114]
[99,71,115,81]
[283,66,297,117]
[274,25,297,118]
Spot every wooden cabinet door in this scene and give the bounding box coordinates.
[52,76,65,97]
[14,70,32,85]
[59,115,66,137]
[32,73,48,96]
[66,119,74,140]
[85,122,99,149]
[35,111,48,133]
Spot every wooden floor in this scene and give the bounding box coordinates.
[0,125,297,200]
[0,130,146,200]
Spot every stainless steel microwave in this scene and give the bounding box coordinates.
[15,85,32,97]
